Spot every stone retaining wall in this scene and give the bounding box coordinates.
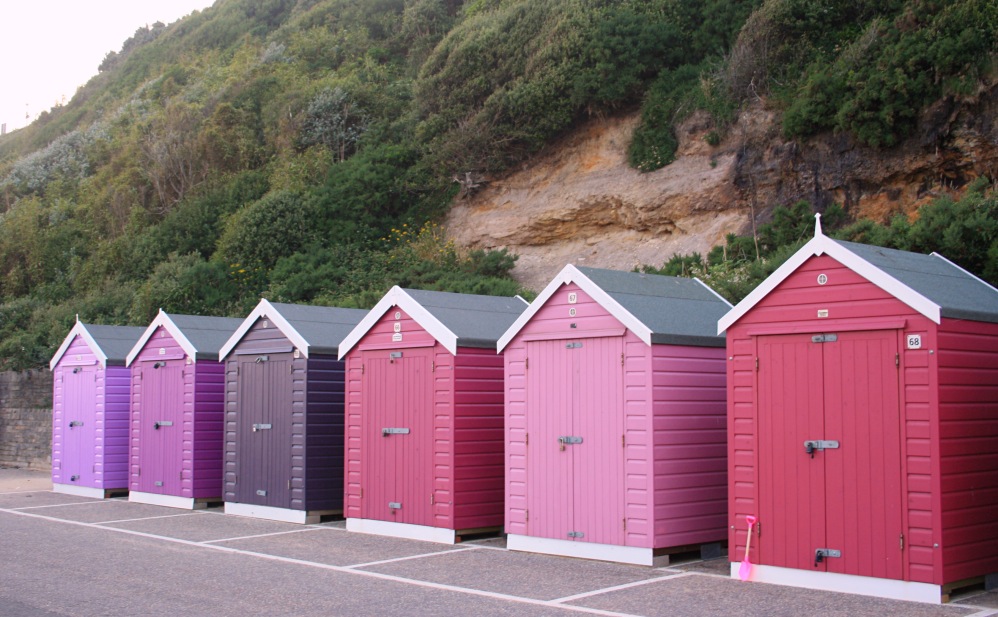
[0,369,52,469]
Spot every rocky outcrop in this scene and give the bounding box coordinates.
[446,84,998,291]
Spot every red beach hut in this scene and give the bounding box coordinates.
[49,320,145,498]
[218,299,367,524]
[125,310,242,509]
[498,265,732,565]
[719,217,998,603]
[338,287,528,543]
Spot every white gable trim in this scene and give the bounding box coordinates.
[717,235,943,334]
[126,310,200,366]
[497,264,653,353]
[50,321,108,370]
[337,287,459,359]
[219,299,310,361]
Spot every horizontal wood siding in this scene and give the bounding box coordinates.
[652,343,727,548]
[304,355,346,512]
[130,326,189,492]
[936,318,998,584]
[102,365,132,489]
[453,347,504,531]
[727,254,938,582]
[192,361,225,499]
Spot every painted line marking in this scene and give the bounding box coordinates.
[94,512,202,525]
[550,572,692,604]
[0,490,56,495]
[0,507,643,617]
[10,500,113,510]
[345,546,478,569]
[202,527,325,544]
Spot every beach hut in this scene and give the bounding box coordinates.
[497,265,732,566]
[338,287,528,543]
[49,320,146,498]
[218,299,367,524]
[125,310,242,509]
[718,217,998,603]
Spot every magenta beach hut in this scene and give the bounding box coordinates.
[218,299,367,524]
[338,287,528,543]
[498,265,732,565]
[49,320,145,498]
[718,219,998,603]
[125,310,241,509]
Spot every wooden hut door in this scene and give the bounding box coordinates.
[136,361,185,494]
[361,348,433,526]
[62,366,98,486]
[757,330,902,580]
[235,353,294,508]
[526,337,625,545]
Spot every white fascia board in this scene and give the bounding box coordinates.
[932,251,998,294]
[50,322,108,370]
[497,264,653,352]
[218,299,309,361]
[694,277,733,308]
[717,235,943,334]
[337,286,459,359]
[126,310,199,366]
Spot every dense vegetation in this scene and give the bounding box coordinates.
[0,0,994,369]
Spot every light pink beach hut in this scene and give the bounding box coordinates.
[498,265,732,565]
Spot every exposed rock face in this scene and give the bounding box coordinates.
[446,84,998,291]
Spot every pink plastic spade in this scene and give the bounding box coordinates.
[738,515,757,581]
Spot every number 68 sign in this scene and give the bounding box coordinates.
[906,334,922,350]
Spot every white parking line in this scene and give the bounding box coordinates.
[95,512,202,525]
[201,527,325,544]
[0,490,53,495]
[344,546,477,569]
[0,506,645,617]
[11,500,114,510]
[551,572,692,604]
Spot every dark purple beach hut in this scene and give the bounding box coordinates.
[125,310,241,509]
[218,299,367,524]
[49,320,145,498]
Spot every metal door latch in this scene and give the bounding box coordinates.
[803,440,839,458]
[558,436,583,451]
[567,531,585,538]
[153,420,174,430]
[814,548,841,567]
[252,423,272,432]
[388,501,402,511]
[68,421,84,428]
[382,428,410,436]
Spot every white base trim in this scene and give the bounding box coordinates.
[128,491,205,510]
[224,502,318,525]
[52,484,110,499]
[508,534,660,566]
[346,518,456,544]
[730,562,942,604]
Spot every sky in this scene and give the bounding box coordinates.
[0,0,216,133]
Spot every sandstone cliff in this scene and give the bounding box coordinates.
[446,85,998,291]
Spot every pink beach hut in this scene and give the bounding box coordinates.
[718,219,998,603]
[125,310,242,509]
[337,287,528,543]
[49,321,145,498]
[498,265,732,565]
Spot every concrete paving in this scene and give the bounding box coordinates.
[0,468,995,617]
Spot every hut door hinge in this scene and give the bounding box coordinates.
[525,357,529,370]
[900,533,904,551]
[895,353,900,368]
[360,487,363,498]
[525,433,529,446]
[431,361,435,372]
[430,493,434,505]
[623,518,627,531]
[288,480,291,490]
[755,357,759,371]
[621,434,625,448]
[137,466,141,477]
[180,471,183,481]
[361,364,365,374]
[621,353,624,366]
[525,509,529,522]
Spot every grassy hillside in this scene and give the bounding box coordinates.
[0,0,994,369]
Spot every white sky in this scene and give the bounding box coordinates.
[0,1,216,133]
